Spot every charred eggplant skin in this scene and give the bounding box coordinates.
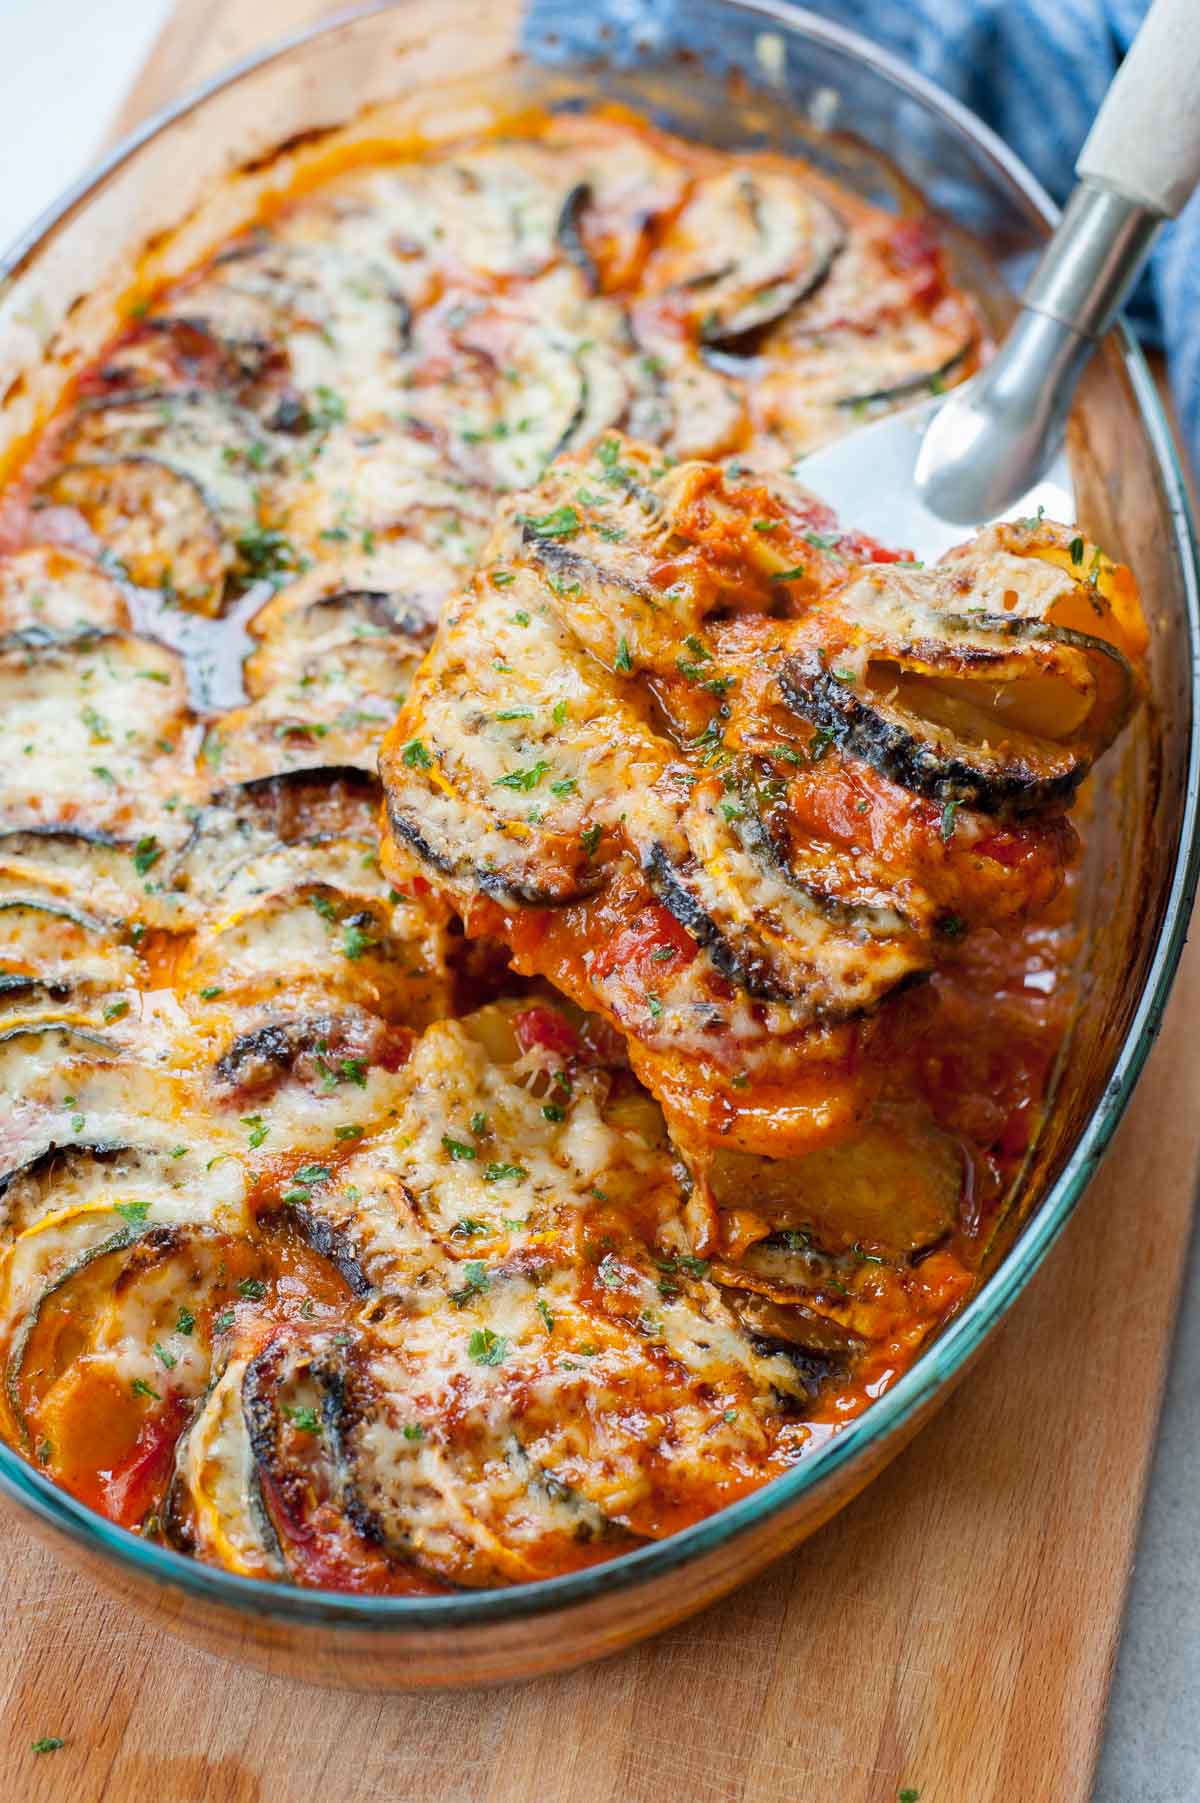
[644,842,789,1002]
[778,616,1134,816]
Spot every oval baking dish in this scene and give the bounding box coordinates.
[0,0,1195,1688]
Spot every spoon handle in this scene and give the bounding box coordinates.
[916,0,1200,524]
[1077,0,1200,219]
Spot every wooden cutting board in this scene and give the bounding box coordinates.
[2,4,1198,1797]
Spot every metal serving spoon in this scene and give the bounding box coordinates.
[795,0,1200,562]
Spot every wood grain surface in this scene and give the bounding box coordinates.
[3,4,1198,1798]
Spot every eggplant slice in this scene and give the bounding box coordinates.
[777,556,1138,815]
[643,168,845,342]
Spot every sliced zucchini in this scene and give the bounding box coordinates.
[0,545,128,642]
[165,1356,284,1576]
[643,168,844,341]
[637,775,927,1017]
[380,561,663,908]
[0,896,137,993]
[708,1104,964,1257]
[0,1141,245,1247]
[0,825,185,930]
[4,1222,244,1449]
[243,587,430,700]
[0,633,188,833]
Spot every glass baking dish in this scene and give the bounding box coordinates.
[0,0,1195,1690]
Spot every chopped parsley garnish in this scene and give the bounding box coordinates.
[580,822,603,859]
[402,1423,425,1441]
[542,1102,566,1123]
[213,1309,235,1334]
[536,1298,555,1334]
[30,1738,65,1756]
[646,994,663,1020]
[198,985,223,1001]
[242,1114,269,1150]
[283,1405,322,1435]
[442,1136,477,1161]
[113,1202,149,1225]
[550,777,577,796]
[491,568,515,586]
[450,1217,487,1238]
[132,835,161,877]
[495,707,534,721]
[401,738,432,769]
[1068,536,1085,566]
[334,1123,364,1141]
[238,1278,267,1300]
[483,1162,526,1184]
[468,1328,507,1366]
[519,504,580,540]
[131,1378,160,1402]
[341,921,376,960]
[940,800,959,843]
[772,565,806,582]
[103,999,130,1022]
[154,1342,177,1369]
[614,636,633,674]
[495,760,550,792]
[176,1306,196,1336]
[311,894,338,921]
[451,1261,490,1307]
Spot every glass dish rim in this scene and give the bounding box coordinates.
[0,0,1196,1634]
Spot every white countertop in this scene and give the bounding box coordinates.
[1,6,1195,1796]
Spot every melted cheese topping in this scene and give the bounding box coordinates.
[0,105,1120,1593]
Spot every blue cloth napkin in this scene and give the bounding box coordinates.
[527,0,1199,469]
[798,0,1198,462]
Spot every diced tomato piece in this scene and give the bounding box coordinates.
[589,900,699,990]
[96,1396,190,1529]
[512,1004,583,1061]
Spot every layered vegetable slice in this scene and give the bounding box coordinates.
[381,439,1145,1163]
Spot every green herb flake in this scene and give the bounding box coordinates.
[468,1327,508,1366]
[401,738,432,769]
[132,835,161,876]
[238,1278,267,1301]
[494,760,550,792]
[442,1136,477,1162]
[614,636,633,674]
[1068,536,1085,566]
[536,1297,555,1334]
[483,1162,527,1184]
[113,1202,149,1225]
[402,1423,425,1441]
[30,1738,66,1756]
[284,1404,322,1435]
[103,999,130,1022]
[131,1378,160,1402]
[154,1341,177,1369]
[242,1114,269,1150]
[341,921,376,960]
[519,504,580,540]
[176,1306,196,1337]
[940,800,959,843]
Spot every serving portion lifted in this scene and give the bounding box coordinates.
[380,436,1146,1216]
